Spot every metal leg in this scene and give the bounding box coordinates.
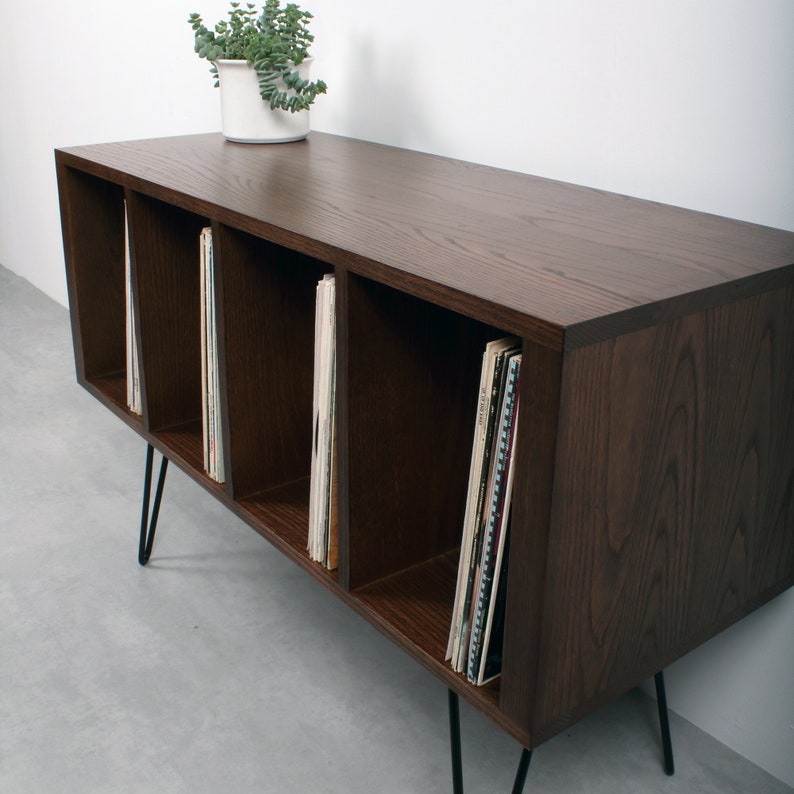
[654,670,675,776]
[448,690,532,793]
[511,748,532,794]
[449,670,670,790]
[139,443,168,566]
[448,690,464,794]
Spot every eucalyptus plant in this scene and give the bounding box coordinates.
[188,1,327,113]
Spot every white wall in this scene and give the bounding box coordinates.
[0,0,229,304]
[309,0,794,231]
[1,0,792,784]
[661,586,794,786]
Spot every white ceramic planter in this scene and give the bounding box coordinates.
[215,59,312,144]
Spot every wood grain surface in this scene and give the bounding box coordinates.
[341,273,499,589]
[56,165,126,380]
[213,223,328,500]
[56,133,794,350]
[531,283,794,740]
[126,190,206,433]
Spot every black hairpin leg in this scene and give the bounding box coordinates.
[448,690,532,793]
[449,690,464,794]
[139,443,168,566]
[511,748,532,794]
[654,670,675,776]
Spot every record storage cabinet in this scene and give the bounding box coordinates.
[56,131,794,752]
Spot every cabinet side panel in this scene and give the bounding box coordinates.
[499,341,563,737]
[534,284,794,741]
[56,164,125,380]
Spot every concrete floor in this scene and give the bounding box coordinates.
[1,264,790,793]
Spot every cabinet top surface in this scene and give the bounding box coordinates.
[57,132,794,347]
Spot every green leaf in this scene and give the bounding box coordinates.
[189,0,327,108]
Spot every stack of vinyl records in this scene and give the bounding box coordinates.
[308,273,338,570]
[447,337,522,685]
[124,200,142,416]
[200,226,225,483]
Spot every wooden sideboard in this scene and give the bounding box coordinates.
[56,132,794,754]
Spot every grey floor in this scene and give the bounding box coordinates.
[1,263,790,794]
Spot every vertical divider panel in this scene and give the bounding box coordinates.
[341,273,501,591]
[499,339,563,740]
[125,190,207,436]
[56,164,126,382]
[212,223,329,501]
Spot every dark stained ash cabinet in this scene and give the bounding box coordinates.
[55,132,794,750]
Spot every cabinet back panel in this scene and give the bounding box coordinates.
[126,191,207,433]
[341,273,502,589]
[214,224,329,499]
[57,167,125,380]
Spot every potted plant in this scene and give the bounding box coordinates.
[189,1,327,143]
